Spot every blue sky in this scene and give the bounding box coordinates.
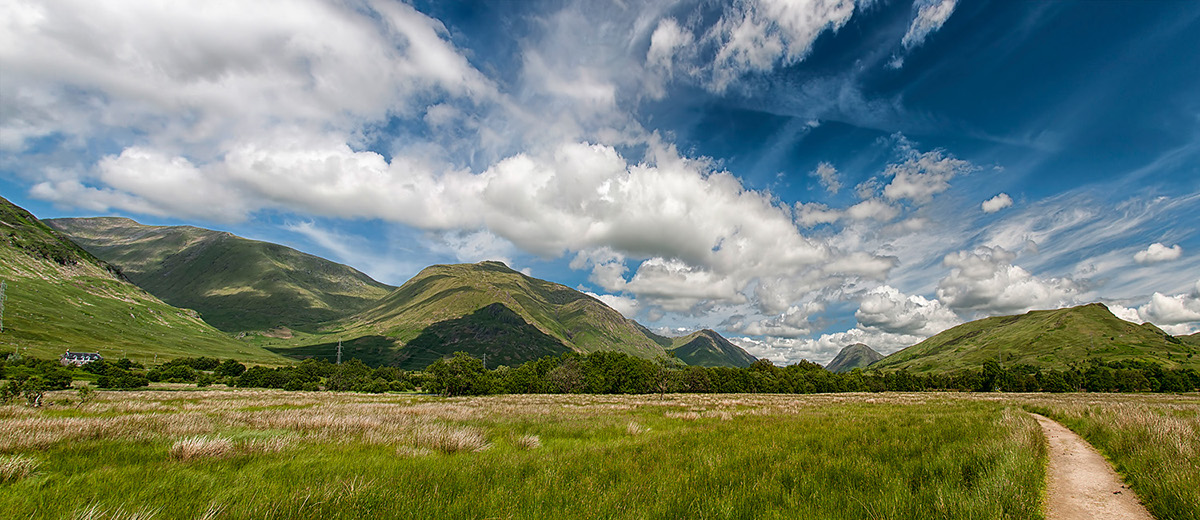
[3,0,1199,364]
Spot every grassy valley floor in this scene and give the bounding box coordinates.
[0,391,1057,519]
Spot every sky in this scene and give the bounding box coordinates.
[3,0,1199,365]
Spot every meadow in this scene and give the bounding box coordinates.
[0,389,1042,520]
[0,390,1191,519]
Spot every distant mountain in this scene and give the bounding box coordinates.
[825,343,883,373]
[46,217,395,333]
[871,303,1200,373]
[292,261,672,369]
[667,329,757,368]
[0,197,286,364]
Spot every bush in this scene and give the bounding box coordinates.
[97,370,150,389]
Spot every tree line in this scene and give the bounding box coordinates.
[3,350,1198,403]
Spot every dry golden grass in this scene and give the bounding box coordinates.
[169,435,235,462]
[412,422,490,453]
[0,454,39,482]
[513,433,541,450]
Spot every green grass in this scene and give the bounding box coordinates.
[1023,394,1200,520]
[0,392,1045,519]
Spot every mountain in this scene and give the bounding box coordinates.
[870,303,1200,373]
[1180,333,1200,347]
[825,343,883,373]
[667,329,757,368]
[288,261,672,369]
[46,217,395,333]
[0,197,286,364]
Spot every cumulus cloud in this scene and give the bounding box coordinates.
[810,162,841,194]
[1,0,495,154]
[1109,281,1200,335]
[855,285,961,336]
[937,246,1078,315]
[882,148,976,204]
[1134,243,1183,264]
[981,193,1013,213]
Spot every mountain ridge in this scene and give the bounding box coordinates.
[0,197,287,364]
[46,217,395,333]
[870,303,1199,373]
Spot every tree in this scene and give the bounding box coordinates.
[427,352,493,396]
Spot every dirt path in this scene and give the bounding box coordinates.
[1030,413,1154,520]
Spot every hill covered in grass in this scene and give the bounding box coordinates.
[46,217,395,333]
[295,261,673,369]
[0,197,287,364]
[825,343,883,373]
[871,303,1200,373]
[666,330,757,368]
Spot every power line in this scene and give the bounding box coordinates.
[0,281,7,333]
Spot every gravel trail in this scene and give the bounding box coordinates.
[1030,412,1154,520]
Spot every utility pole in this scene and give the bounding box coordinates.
[482,353,487,369]
[336,339,343,365]
[0,281,7,333]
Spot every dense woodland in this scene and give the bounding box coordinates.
[3,350,1198,402]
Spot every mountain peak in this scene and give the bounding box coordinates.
[825,343,883,373]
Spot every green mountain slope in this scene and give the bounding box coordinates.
[825,343,883,373]
[871,303,1200,373]
[668,330,757,368]
[46,217,395,333]
[289,261,671,369]
[0,197,286,364]
[1180,333,1200,348]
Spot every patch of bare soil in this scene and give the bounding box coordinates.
[1030,413,1154,520]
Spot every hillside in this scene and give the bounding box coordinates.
[668,330,757,368]
[288,261,671,369]
[870,303,1200,373]
[46,217,395,332]
[825,343,883,373]
[0,197,287,364]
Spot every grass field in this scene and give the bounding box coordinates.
[1020,393,1200,520]
[0,391,1051,519]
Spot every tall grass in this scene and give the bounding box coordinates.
[0,390,1052,519]
[1022,394,1200,520]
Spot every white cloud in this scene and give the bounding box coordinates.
[855,285,961,336]
[981,193,1013,213]
[937,246,1078,315]
[1,0,496,154]
[585,292,640,319]
[647,18,694,70]
[901,0,958,50]
[882,149,976,204]
[846,198,900,222]
[1110,281,1200,335]
[1139,288,1200,325]
[1134,242,1182,264]
[811,162,841,194]
[702,0,859,91]
[795,202,842,227]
